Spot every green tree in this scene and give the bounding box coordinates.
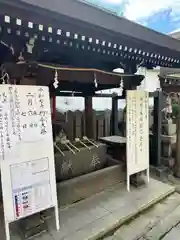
[172,103,180,118]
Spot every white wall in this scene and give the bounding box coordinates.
[137,67,160,91]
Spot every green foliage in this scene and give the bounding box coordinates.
[172,103,180,118]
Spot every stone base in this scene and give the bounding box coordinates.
[162,123,176,136]
[150,165,170,180]
[19,214,48,239]
[174,170,180,179]
[161,157,175,169]
[130,172,147,188]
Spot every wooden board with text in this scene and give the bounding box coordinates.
[126,90,149,191]
[0,85,59,240]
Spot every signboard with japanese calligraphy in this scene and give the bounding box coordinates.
[0,85,59,240]
[126,90,149,191]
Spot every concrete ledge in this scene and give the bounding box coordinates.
[57,164,125,206]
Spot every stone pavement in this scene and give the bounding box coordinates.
[103,171,180,240]
[163,223,180,240]
[0,179,175,240]
[111,192,180,240]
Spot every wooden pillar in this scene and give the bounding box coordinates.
[111,94,118,135]
[85,96,94,139]
[52,95,56,122]
[152,91,162,166]
[175,106,180,177]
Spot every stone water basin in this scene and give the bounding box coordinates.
[54,139,108,181]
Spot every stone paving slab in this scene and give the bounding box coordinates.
[163,228,180,240]
[103,237,114,240]
[145,204,180,240]
[163,223,180,240]
[113,192,180,240]
[0,178,175,240]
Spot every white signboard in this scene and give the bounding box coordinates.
[126,90,149,191]
[0,85,59,240]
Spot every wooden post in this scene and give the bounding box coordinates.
[152,91,162,166]
[175,96,180,177]
[84,96,94,139]
[52,95,56,122]
[111,94,118,135]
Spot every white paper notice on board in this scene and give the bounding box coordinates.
[0,85,59,236]
[126,90,149,190]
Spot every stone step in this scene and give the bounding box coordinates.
[163,223,180,240]
[145,203,180,240]
[113,192,180,240]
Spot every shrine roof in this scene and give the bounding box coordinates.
[159,67,180,93]
[0,0,180,69]
[160,67,180,78]
[3,62,144,92]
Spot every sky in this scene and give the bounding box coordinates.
[86,0,180,33]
